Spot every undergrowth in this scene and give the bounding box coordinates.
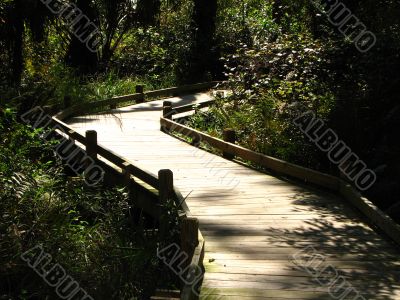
[0,109,180,299]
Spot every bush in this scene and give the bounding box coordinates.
[189,33,336,170]
[0,111,180,299]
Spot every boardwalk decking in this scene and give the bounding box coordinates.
[68,93,400,299]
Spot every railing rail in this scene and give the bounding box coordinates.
[37,82,400,298]
[161,114,340,191]
[54,82,220,121]
[160,100,400,247]
[47,83,216,300]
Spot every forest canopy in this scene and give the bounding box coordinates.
[1,0,400,218]
[1,1,400,298]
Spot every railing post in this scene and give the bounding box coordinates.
[86,130,98,160]
[68,129,76,145]
[181,217,199,271]
[160,101,173,133]
[158,169,174,239]
[223,128,236,160]
[122,162,133,187]
[191,133,201,147]
[163,101,173,120]
[136,85,145,103]
[122,162,136,204]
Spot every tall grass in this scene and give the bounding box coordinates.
[1,62,178,111]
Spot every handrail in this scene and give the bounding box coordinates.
[49,117,162,190]
[173,99,216,115]
[145,82,220,100]
[48,83,219,300]
[161,117,340,191]
[54,82,220,121]
[160,100,400,247]
[51,83,222,192]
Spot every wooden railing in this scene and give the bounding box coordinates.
[48,81,400,298]
[47,83,219,300]
[160,100,400,247]
[54,82,220,120]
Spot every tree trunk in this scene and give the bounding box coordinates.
[65,0,99,73]
[181,0,218,84]
[272,0,283,25]
[10,0,24,85]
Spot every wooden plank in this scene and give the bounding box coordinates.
[160,117,340,191]
[203,250,400,261]
[200,287,330,299]
[65,92,400,299]
[201,282,398,297]
[204,264,400,277]
[203,273,400,291]
[204,257,400,269]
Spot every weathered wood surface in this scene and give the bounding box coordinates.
[67,93,400,299]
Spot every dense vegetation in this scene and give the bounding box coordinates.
[1,0,400,297]
[0,109,180,299]
[189,0,400,221]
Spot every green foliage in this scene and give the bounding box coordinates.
[189,32,336,168]
[112,26,179,87]
[0,0,400,217]
[0,112,180,299]
[187,0,400,216]
[1,64,145,110]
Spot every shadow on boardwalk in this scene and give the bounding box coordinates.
[199,188,400,299]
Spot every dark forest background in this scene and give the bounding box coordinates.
[1,0,400,287]
[1,0,399,218]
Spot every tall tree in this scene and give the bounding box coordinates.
[179,0,217,83]
[99,0,160,62]
[65,0,160,71]
[1,0,50,85]
[272,0,283,25]
[65,0,100,73]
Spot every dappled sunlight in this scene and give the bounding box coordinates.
[198,186,400,299]
[66,93,400,299]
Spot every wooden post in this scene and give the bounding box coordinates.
[158,169,174,239]
[122,162,136,206]
[181,217,199,271]
[84,130,98,187]
[159,169,174,203]
[223,128,236,160]
[163,101,173,120]
[161,102,173,133]
[122,162,133,187]
[191,134,201,147]
[85,130,98,160]
[68,130,76,145]
[136,85,145,103]
[64,96,71,109]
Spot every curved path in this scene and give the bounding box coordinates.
[68,93,400,299]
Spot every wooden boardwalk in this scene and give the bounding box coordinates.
[68,93,400,299]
